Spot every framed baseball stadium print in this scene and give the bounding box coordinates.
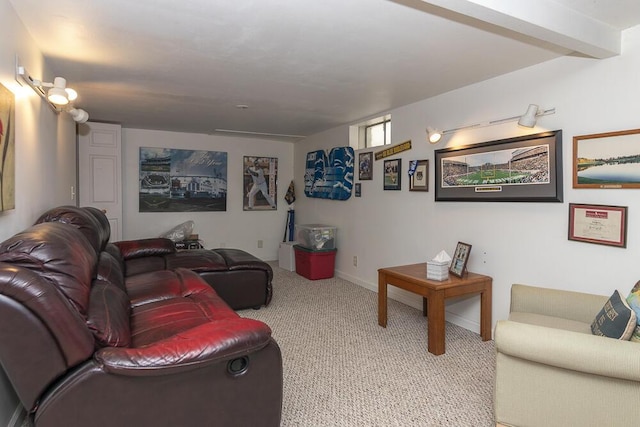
[243,156,278,210]
[434,130,563,202]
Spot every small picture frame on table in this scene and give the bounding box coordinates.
[450,242,472,277]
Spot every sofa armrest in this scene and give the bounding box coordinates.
[114,238,176,260]
[510,284,608,323]
[495,320,640,382]
[95,318,271,375]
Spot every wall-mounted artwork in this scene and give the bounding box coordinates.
[435,130,563,202]
[243,156,278,211]
[304,147,354,200]
[0,84,15,212]
[139,147,227,212]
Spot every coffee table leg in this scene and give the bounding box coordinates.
[427,290,445,355]
[480,284,492,341]
[378,271,387,327]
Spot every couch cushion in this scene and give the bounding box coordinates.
[125,268,214,307]
[626,280,640,342]
[591,290,636,340]
[35,205,109,254]
[164,249,228,271]
[87,280,131,347]
[509,312,592,334]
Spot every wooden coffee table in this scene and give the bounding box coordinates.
[378,263,492,355]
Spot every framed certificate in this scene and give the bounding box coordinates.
[568,203,627,248]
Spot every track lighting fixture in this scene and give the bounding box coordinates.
[427,103,555,143]
[15,60,90,123]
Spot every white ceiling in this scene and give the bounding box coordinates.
[9,0,640,141]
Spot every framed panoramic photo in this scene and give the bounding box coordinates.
[434,130,563,202]
[359,152,373,180]
[568,203,627,248]
[383,158,401,190]
[573,128,640,189]
[409,159,429,191]
[450,242,472,277]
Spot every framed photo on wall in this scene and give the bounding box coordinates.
[243,156,278,211]
[434,130,563,202]
[383,159,401,190]
[573,128,640,189]
[568,203,627,248]
[409,160,429,191]
[450,242,472,277]
[359,152,373,180]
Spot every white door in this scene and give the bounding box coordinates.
[77,122,123,241]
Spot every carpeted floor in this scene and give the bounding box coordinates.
[239,263,496,427]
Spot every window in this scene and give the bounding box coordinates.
[350,114,391,150]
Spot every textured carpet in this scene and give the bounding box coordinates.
[239,263,496,427]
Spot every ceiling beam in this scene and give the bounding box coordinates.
[406,0,621,58]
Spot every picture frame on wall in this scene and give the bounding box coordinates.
[409,160,429,191]
[354,183,361,197]
[573,128,640,189]
[434,130,563,202]
[450,242,472,277]
[383,159,401,190]
[359,152,373,180]
[243,156,278,211]
[568,203,627,248]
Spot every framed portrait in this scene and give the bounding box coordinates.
[568,203,627,248]
[409,160,429,191]
[434,130,563,202]
[359,152,373,180]
[573,128,640,189]
[354,183,361,197]
[243,156,278,211]
[450,242,472,277]
[383,159,401,190]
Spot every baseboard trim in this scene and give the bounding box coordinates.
[336,269,480,334]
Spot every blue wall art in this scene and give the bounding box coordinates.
[304,147,354,200]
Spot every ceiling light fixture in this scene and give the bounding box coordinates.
[15,58,89,123]
[427,104,555,143]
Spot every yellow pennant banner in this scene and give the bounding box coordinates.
[374,140,412,160]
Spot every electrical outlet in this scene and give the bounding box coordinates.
[353,256,358,267]
[258,240,263,248]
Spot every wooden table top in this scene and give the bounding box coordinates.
[378,263,491,289]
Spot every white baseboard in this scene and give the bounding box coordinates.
[336,269,480,334]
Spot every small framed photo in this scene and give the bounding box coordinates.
[383,159,401,190]
[450,242,472,277]
[568,203,628,248]
[359,152,373,180]
[354,183,361,197]
[409,160,429,191]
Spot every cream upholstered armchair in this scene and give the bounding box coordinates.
[494,284,640,427]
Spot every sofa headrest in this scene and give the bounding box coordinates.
[35,205,110,253]
[0,222,97,315]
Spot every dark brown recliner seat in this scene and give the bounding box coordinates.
[39,206,274,310]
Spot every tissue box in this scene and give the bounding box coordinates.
[426,261,449,281]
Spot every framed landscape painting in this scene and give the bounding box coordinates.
[434,130,563,202]
[573,128,640,189]
[0,83,15,212]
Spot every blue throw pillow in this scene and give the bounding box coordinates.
[591,290,636,340]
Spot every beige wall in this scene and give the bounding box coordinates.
[0,0,77,424]
[295,25,640,334]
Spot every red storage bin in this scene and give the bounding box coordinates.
[294,245,337,280]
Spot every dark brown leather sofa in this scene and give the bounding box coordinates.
[0,206,282,427]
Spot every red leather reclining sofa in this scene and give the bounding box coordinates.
[0,206,282,427]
